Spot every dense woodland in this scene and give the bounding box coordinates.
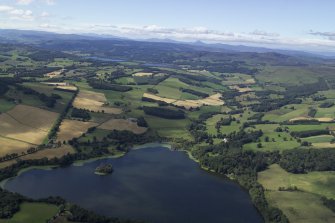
[142,106,185,119]
[71,108,91,120]
[192,145,288,223]
[290,129,330,138]
[279,149,335,173]
[180,88,209,98]
[88,78,133,92]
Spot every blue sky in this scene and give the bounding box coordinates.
[0,0,335,52]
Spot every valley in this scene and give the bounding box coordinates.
[0,32,334,223]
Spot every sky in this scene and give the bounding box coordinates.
[0,0,335,52]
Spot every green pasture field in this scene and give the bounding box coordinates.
[256,66,319,86]
[205,110,254,135]
[78,128,110,143]
[243,124,300,152]
[259,164,335,223]
[22,82,75,113]
[264,191,335,223]
[0,99,16,113]
[5,87,45,108]
[263,104,310,122]
[47,58,77,67]
[0,202,59,223]
[72,79,94,91]
[154,77,190,99]
[146,115,192,140]
[315,106,335,118]
[115,77,136,85]
[317,90,335,99]
[284,123,335,132]
[259,164,335,199]
[304,135,334,143]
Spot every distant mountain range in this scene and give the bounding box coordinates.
[0,29,334,58]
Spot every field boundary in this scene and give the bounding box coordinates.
[4,112,49,133]
[0,135,37,146]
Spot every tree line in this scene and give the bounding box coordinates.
[191,145,288,223]
[179,88,209,98]
[142,106,185,119]
[88,78,132,92]
[71,108,91,120]
[290,129,330,138]
[15,84,61,108]
[279,148,335,173]
[0,188,143,223]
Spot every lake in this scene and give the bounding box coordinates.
[4,146,263,223]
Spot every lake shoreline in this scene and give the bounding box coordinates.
[0,142,171,188]
[3,146,263,223]
[0,142,264,223]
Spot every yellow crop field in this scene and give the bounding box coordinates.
[229,85,253,93]
[55,85,78,91]
[289,117,334,122]
[73,90,122,114]
[22,145,75,160]
[0,105,58,145]
[143,93,224,110]
[0,145,75,169]
[7,104,59,131]
[44,69,64,78]
[0,137,32,156]
[132,72,153,77]
[57,119,98,141]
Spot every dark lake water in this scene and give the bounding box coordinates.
[4,146,263,223]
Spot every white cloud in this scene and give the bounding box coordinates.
[39,23,58,29]
[0,5,13,12]
[2,20,335,52]
[309,30,335,41]
[250,30,280,37]
[16,0,56,5]
[40,11,49,17]
[16,0,34,5]
[88,24,235,38]
[0,5,34,20]
[41,0,56,5]
[84,24,335,51]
